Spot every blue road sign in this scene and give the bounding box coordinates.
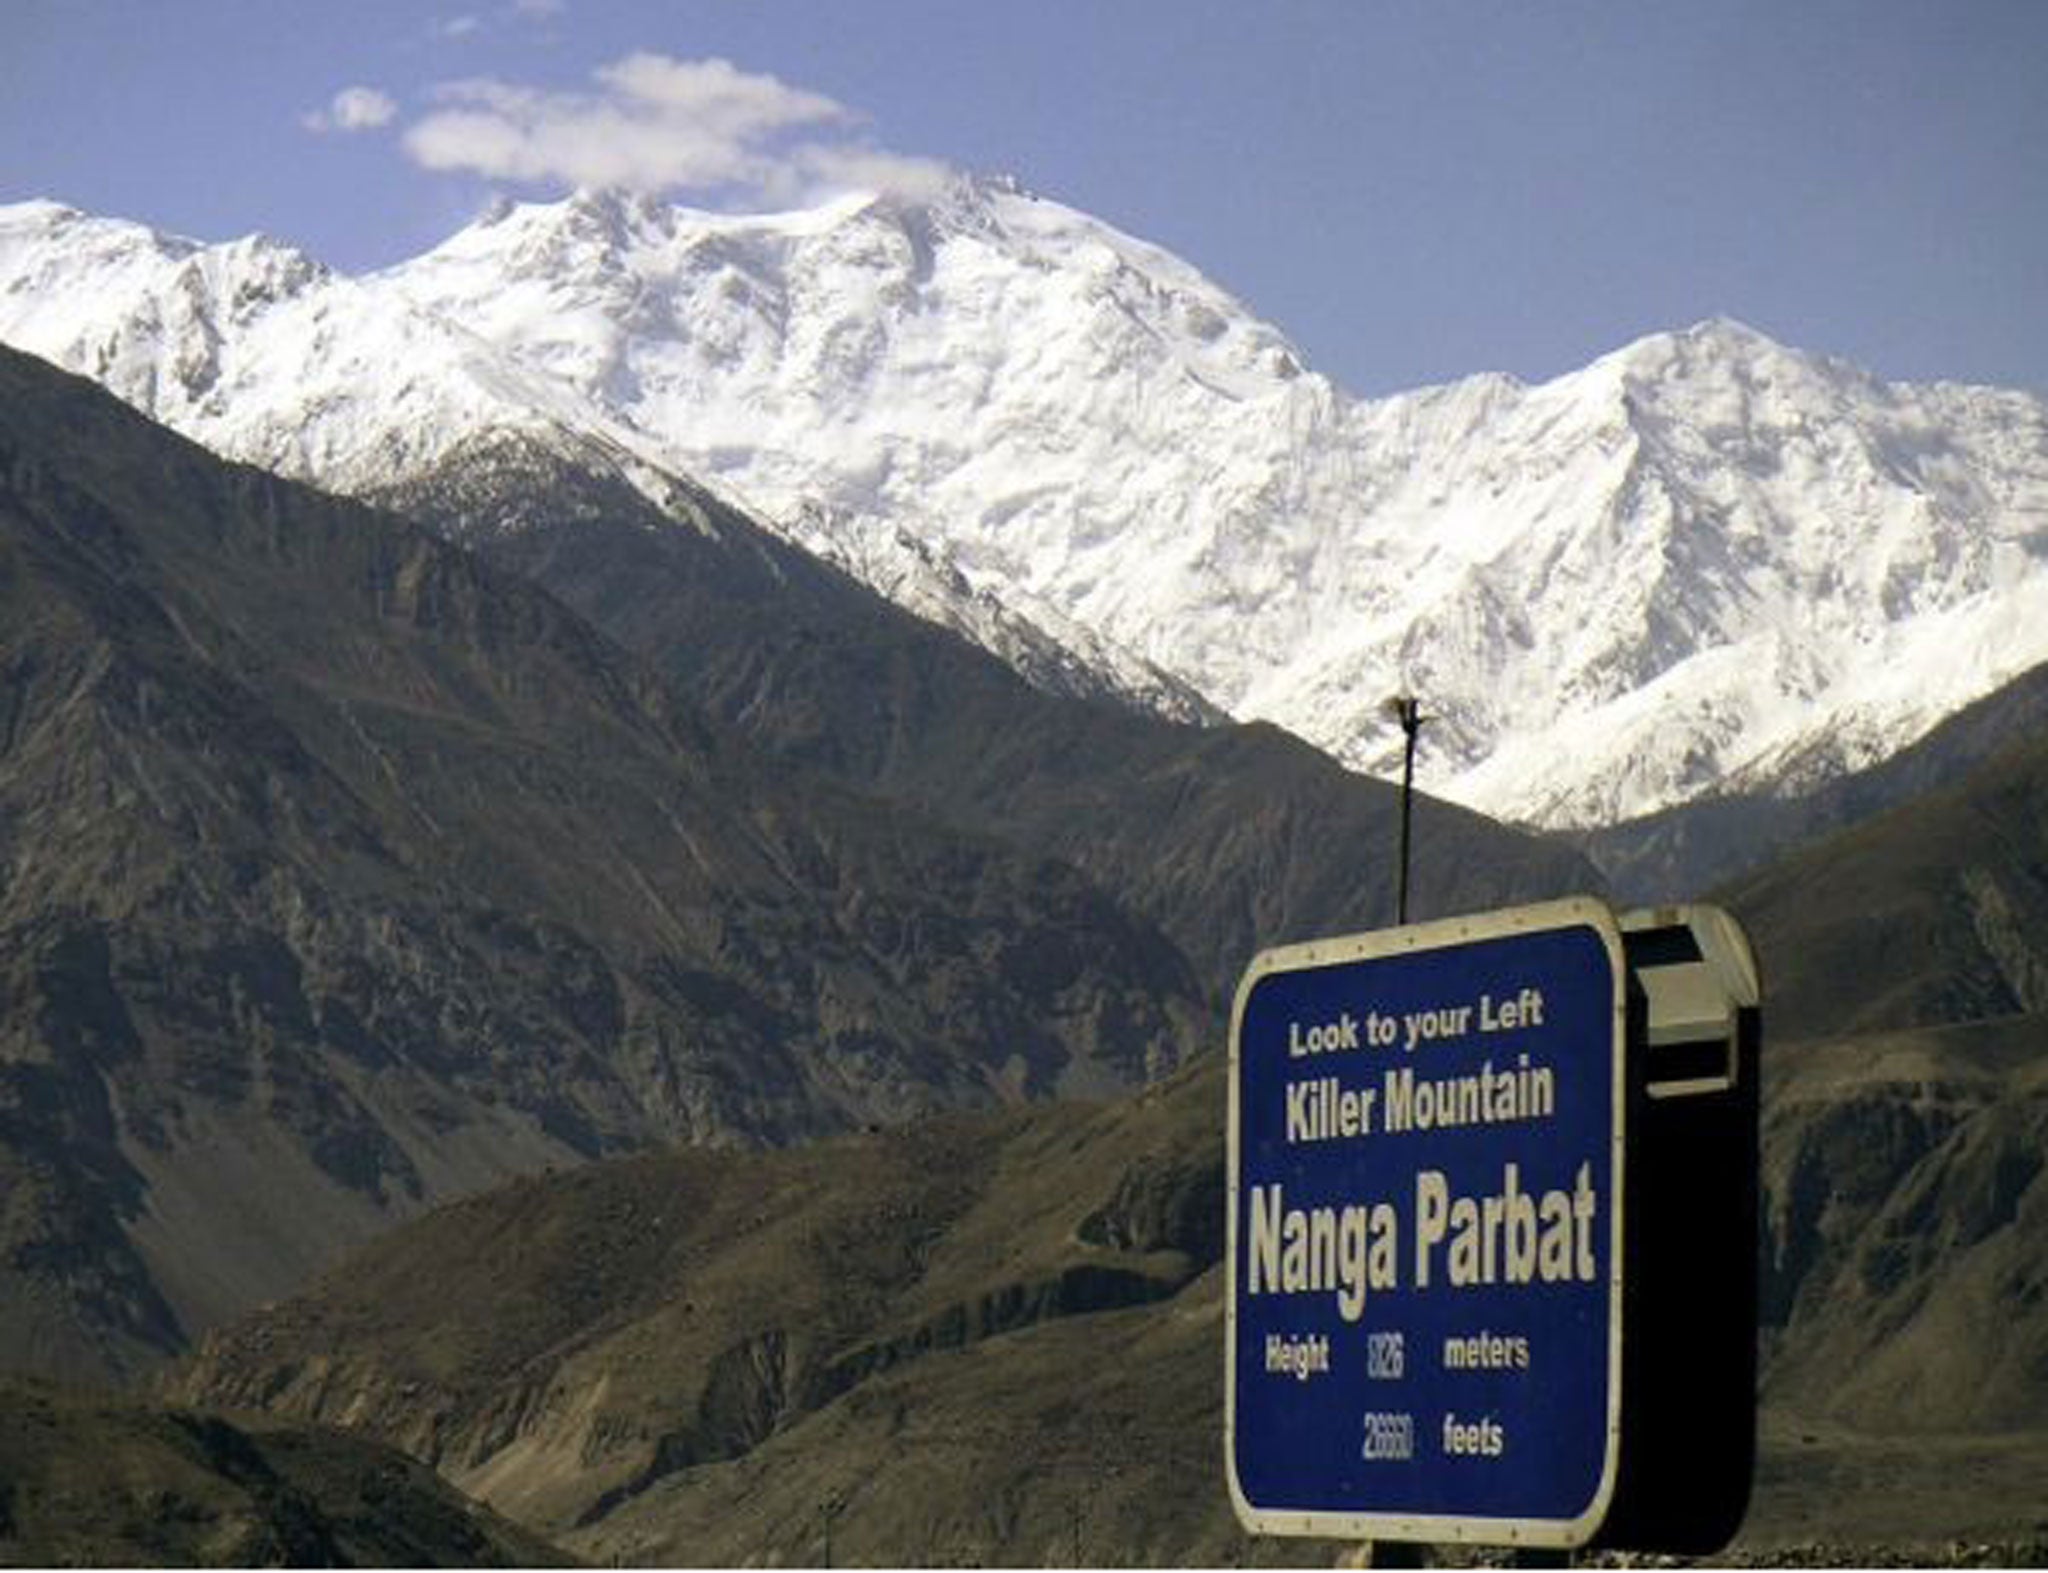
[1226,898,1627,1547]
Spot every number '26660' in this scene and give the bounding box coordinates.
[1361,1411,1414,1461]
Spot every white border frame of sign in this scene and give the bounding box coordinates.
[1223,895,1630,1550]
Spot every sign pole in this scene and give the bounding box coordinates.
[1388,696,1426,924]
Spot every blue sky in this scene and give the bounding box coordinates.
[4,0,2043,398]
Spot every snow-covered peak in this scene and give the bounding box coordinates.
[1605,314,1794,370]
[6,189,2047,830]
[0,199,328,299]
[0,198,659,495]
[0,200,334,417]
[388,173,1314,408]
[0,190,1216,723]
[1401,322,2048,821]
[381,184,2048,826]
[1,197,188,258]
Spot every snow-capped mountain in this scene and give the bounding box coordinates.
[5,183,2047,828]
[0,196,1211,723]
[0,199,650,490]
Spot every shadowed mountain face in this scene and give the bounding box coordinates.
[1758,1017,2048,1432]
[171,1017,2048,1564]
[1701,711,2048,1435]
[0,339,1602,1391]
[1723,710,2048,1043]
[377,433,1600,1002]
[0,345,1209,1383]
[1713,709,2048,1437]
[0,1376,570,1567]
[167,679,2048,1563]
[168,1057,1287,1566]
[1579,657,2048,905]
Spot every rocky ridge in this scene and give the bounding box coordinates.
[0,344,1206,1382]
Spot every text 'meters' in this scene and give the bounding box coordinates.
[1225,897,1626,1547]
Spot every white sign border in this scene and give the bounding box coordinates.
[1223,895,1630,1550]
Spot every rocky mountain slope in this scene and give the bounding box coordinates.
[1,339,1599,1390]
[166,660,2048,1562]
[1583,655,2048,903]
[6,187,2048,830]
[1723,685,2048,1042]
[1719,693,2048,1431]
[0,345,1210,1383]
[0,1376,567,1566]
[0,196,1206,727]
[376,431,1596,998]
[1717,682,2048,1437]
[170,1015,2048,1564]
[168,1057,1291,1566]
[1757,1016,2048,1434]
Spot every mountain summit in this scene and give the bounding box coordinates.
[5,187,2047,826]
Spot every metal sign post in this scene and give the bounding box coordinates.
[1385,696,1426,925]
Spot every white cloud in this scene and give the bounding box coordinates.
[303,86,399,135]
[792,143,956,206]
[597,52,845,140]
[428,3,561,43]
[399,52,953,204]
